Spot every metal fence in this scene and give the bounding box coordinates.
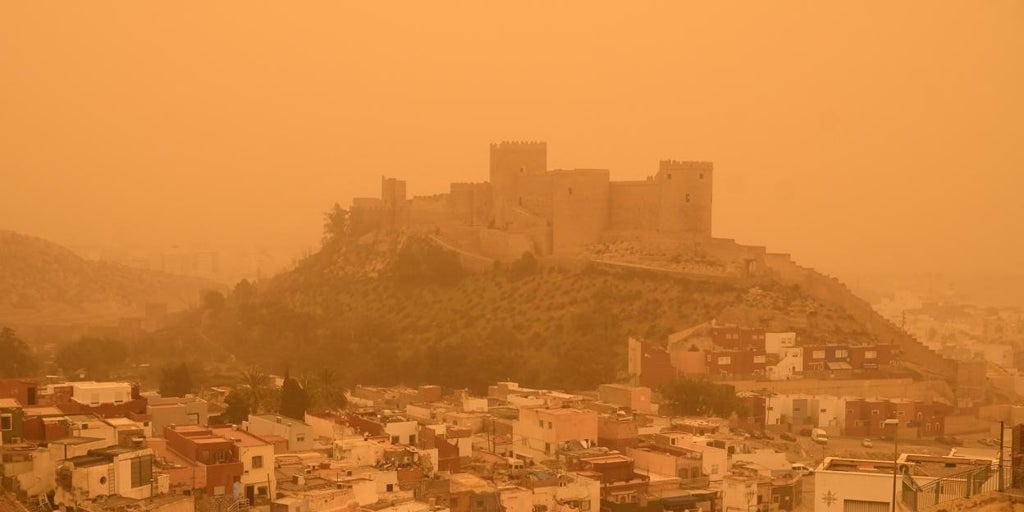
[900,463,1012,511]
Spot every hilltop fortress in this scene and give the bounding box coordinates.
[351,141,773,276]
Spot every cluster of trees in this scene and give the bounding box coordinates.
[0,327,37,377]
[55,337,128,380]
[659,377,747,417]
[222,366,347,424]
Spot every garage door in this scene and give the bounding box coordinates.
[843,499,889,512]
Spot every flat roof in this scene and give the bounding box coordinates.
[211,427,272,447]
[822,457,896,474]
[253,415,309,427]
[0,398,22,408]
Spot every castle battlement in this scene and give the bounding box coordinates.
[490,140,547,148]
[350,142,714,260]
[659,160,713,171]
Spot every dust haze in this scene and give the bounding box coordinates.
[2,2,1022,301]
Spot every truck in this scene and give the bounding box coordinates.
[811,428,828,444]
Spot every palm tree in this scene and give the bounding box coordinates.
[311,367,347,411]
[239,366,269,414]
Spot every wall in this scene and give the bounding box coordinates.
[813,465,895,512]
[449,182,492,227]
[655,161,713,236]
[407,195,454,233]
[607,181,659,232]
[550,170,609,254]
[478,229,535,262]
[70,382,133,406]
[490,141,547,228]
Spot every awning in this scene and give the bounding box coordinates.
[826,361,853,370]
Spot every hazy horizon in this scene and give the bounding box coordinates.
[3,2,1022,289]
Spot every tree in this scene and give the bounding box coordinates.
[202,290,226,310]
[55,337,128,380]
[660,377,745,418]
[0,327,38,378]
[159,363,193,397]
[308,368,347,411]
[239,366,270,414]
[223,389,251,424]
[322,203,349,246]
[279,375,309,420]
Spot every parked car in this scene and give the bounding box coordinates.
[862,438,874,448]
[780,432,797,442]
[938,435,964,446]
[791,463,815,476]
[798,428,813,437]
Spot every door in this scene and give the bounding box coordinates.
[245,485,255,503]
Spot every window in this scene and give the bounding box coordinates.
[199,451,210,463]
[700,173,704,180]
[252,455,263,469]
[717,356,732,365]
[813,350,825,359]
[835,349,849,358]
[711,464,719,475]
[754,355,766,364]
[871,410,879,416]
[257,487,268,497]
[386,484,394,492]
[391,436,399,444]
[539,420,544,428]
[547,422,552,430]
[130,455,153,488]
[0,414,11,431]
[544,442,551,454]
[865,351,877,359]
[667,173,673,180]
[898,411,905,417]
[296,433,305,442]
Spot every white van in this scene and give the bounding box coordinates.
[791,463,815,476]
[811,428,828,444]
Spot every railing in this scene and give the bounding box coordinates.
[901,464,1012,511]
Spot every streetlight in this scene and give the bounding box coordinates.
[884,418,900,512]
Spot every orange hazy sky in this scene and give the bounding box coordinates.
[2,2,1022,278]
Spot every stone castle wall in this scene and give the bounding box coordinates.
[608,181,659,231]
[349,141,715,260]
[551,169,610,253]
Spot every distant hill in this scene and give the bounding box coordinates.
[140,233,892,392]
[0,231,221,326]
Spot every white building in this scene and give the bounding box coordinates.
[244,415,313,452]
[211,426,277,504]
[513,408,597,459]
[67,382,133,407]
[814,457,900,512]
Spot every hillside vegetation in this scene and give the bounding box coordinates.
[139,234,877,392]
[0,231,220,325]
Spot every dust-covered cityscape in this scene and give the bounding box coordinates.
[2,3,1023,512]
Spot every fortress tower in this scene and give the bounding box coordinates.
[381,176,407,230]
[489,141,547,228]
[655,160,713,237]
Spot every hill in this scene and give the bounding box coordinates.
[139,233,888,392]
[0,231,221,326]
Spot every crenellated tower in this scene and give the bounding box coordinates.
[655,160,713,237]
[489,141,547,228]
